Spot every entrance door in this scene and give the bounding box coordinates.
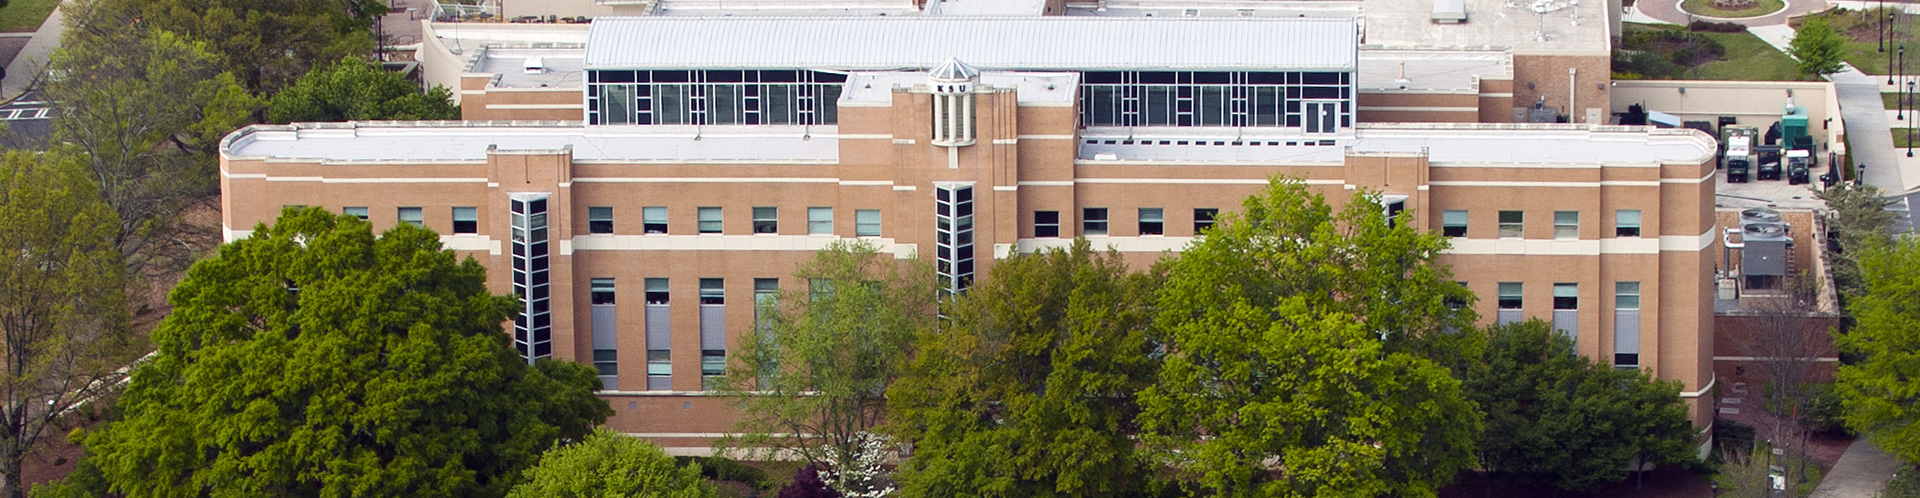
[1304,100,1341,134]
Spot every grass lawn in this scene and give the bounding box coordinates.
[1894,128,1920,148]
[1795,9,1920,76]
[0,0,57,33]
[1681,0,1784,18]
[1617,23,1806,81]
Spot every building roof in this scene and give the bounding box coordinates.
[1075,124,1716,164]
[1361,0,1609,55]
[583,16,1358,71]
[222,122,838,163]
[474,48,585,88]
[841,71,1079,104]
[1356,49,1510,92]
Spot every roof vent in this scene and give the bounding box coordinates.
[522,57,546,75]
[1432,0,1467,23]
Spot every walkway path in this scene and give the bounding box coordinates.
[1833,66,1919,192]
[1,0,66,102]
[1806,439,1905,498]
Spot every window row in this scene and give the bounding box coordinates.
[589,277,783,391]
[587,206,883,237]
[1440,209,1643,239]
[1487,281,1643,368]
[1032,207,1219,237]
[333,206,480,234]
[1079,71,1354,129]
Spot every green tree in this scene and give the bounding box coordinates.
[506,429,717,498]
[67,0,378,92]
[0,151,135,498]
[81,208,613,498]
[1789,16,1847,78]
[269,56,459,123]
[46,23,260,279]
[1137,178,1481,498]
[888,241,1162,498]
[1815,183,1896,299]
[1464,321,1697,493]
[1836,237,1920,462]
[717,240,937,496]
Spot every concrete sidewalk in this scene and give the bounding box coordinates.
[1,0,66,102]
[1833,65,1918,193]
[1806,439,1904,498]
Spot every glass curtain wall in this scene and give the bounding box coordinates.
[1079,71,1353,129]
[588,70,847,126]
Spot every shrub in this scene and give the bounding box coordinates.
[1689,20,1749,33]
[777,463,839,498]
[677,456,777,491]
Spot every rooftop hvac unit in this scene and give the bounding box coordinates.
[1741,222,1791,276]
[1432,0,1467,23]
[1740,208,1783,224]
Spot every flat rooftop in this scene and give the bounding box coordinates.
[223,122,838,163]
[1076,124,1715,164]
[1361,0,1609,55]
[474,48,585,88]
[1062,0,1362,17]
[224,122,1713,167]
[841,71,1079,104]
[584,16,1358,71]
[1357,49,1511,92]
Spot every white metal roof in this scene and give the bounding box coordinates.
[584,16,1358,71]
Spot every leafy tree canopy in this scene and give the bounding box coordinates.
[1137,178,1481,498]
[888,241,1163,498]
[719,240,937,495]
[1837,237,1920,462]
[82,208,612,498]
[1789,16,1847,78]
[1464,320,1697,492]
[269,56,459,123]
[506,429,716,498]
[67,0,378,92]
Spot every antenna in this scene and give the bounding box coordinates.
[1570,0,1580,26]
[1532,0,1550,41]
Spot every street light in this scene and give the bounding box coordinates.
[1908,79,1915,157]
[1893,33,1902,85]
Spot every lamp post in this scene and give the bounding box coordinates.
[1902,46,1909,120]
[1909,79,1915,157]
[1894,32,1902,85]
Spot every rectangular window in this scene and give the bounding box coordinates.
[452,207,478,234]
[1442,210,1468,237]
[643,207,668,234]
[700,278,724,305]
[1139,208,1165,235]
[855,209,881,237]
[1616,210,1643,237]
[591,277,616,305]
[645,278,669,305]
[698,207,723,234]
[589,206,614,234]
[1194,208,1218,234]
[1554,283,1578,310]
[593,349,618,378]
[1614,281,1641,368]
[1034,211,1061,238]
[1615,281,1641,309]
[1083,208,1109,236]
[1498,210,1524,238]
[344,206,369,220]
[647,350,672,376]
[935,184,976,295]
[753,207,778,234]
[702,350,727,388]
[1497,282,1523,310]
[754,278,779,316]
[1554,211,1579,239]
[398,207,423,226]
[808,207,834,234]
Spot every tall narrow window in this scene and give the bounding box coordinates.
[452,207,478,234]
[1194,208,1218,234]
[699,278,726,390]
[1616,210,1643,237]
[589,206,614,234]
[1614,282,1641,368]
[753,207,778,234]
[855,209,881,237]
[398,207,423,227]
[808,207,834,235]
[1034,211,1061,238]
[1496,282,1523,325]
[1498,211,1524,238]
[590,278,617,389]
[699,207,723,234]
[344,206,369,220]
[643,207,668,234]
[509,194,551,364]
[1139,208,1165,235]
[1083,208,1109,236]
[1554,211,1579,239]
[935,184,976,295]
[1553,283,1578,341]
[1442,210,1468,237]
[754,278,780,319]
[644,278,671,390]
